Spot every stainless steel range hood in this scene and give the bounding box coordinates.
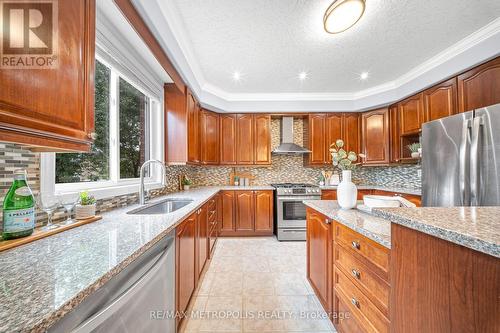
[272,117,311,154]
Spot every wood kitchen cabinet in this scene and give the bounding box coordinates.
[200,109,219,164]
[220,190,274,236]
[322,189,373,200]
[254,190,273,232]
[343,113,361,154]
[187,90,200,164]
[361,108,390,165]
[176,213,197,317]
[399,93,424,136]
[305,114,327,165]
[389,104,401,163]
[197,204,208,276]
[219,114,237,164]
[0,0,96,152]
[325,114,343,164]
[457,56,500,113]
[306,208,333,314]
[236,114,254,164]
[253,115,272,164]
[423,78,458,122]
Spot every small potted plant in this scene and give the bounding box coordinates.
[407,143,421,159]
[182,177,192,191]
[75,190,96,220]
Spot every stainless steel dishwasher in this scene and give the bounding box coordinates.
[49,230,176,333]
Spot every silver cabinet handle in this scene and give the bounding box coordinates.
[351,298,360,308]
[351,269,360,279]
[324,218,331,224]
[351,241,360,250]
[470,116,483,206]
[459,119,471,206]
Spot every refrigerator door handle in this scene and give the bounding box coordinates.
[459,119,471,206]
[470,116,484,206]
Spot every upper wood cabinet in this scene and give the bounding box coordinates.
[254,190,273,232]
[389,104,400,163]
[325,114,343,164]
[423,77,458,122]
[200,110,219,165]
[305,114,327,165]
[235,191,255,232]
[361,108,390,165]
[457,56,500,113]
[219,114,237,165]
[186,90,200,164]
[343,113,361,154]
[253,115,272,164]
[399,93,424,136]
[236,114,254,164]
[0,0,96,151]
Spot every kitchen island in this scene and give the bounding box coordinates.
[303,200,500,333]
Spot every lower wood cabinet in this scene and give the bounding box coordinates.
[321,189,422,207]
[306,208,332,314]
[321,189,374,201]
[176,213,197,317]
[197,204,208,276]
[220,190,274,236]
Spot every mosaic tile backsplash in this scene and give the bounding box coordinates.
[1,118,420,229]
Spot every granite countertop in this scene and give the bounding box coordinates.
[320,185,421,196]
[0,186,246,333]
[303,200,391,249]
[373,207,500,258]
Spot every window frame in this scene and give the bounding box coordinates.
[40,56,165,200]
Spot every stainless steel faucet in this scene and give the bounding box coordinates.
[139,159,167,205]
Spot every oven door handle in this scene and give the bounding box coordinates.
[277,196,321,201]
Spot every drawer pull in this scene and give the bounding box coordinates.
[351,297,360,308]
[351,241,360,250]
[351,269,360,279]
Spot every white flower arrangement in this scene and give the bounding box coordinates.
[329,139,364,171]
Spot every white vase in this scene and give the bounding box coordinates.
[337,170,358,210]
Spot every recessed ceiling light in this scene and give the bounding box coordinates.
[232,71,241,81]
[360,72,369,80]
[324,0,366,34]
[298,72,308,81]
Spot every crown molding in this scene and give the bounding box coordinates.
[131,1,500,112]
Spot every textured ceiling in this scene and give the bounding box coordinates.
[171,0,500,94]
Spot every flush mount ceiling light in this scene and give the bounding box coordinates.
[298,71,308,81]
[232,71,241,81]
[360,71,369,80]
[324,0,366,34]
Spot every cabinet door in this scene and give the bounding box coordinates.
[399,93,424,135]
[0,0,95,152]
[457,56,500,113]
[325,114,343,163]
[187,91,200,163]
[343,113,361,154]
[236,114,254,164]
[219,114,237,164]
[389,104,400,163]
[423,78,458,122]
[254,115,271,164]
[200,110,219,164]
[308,114,326,164]
[306,209,332,313]
[197,205,208,276]
[235,191,254,231]
[362,108,390,165]
[216,193,222,236]
[254,191,273,232]
[176,214,196,314]
[321,190,337,200]
[221,191,235,232]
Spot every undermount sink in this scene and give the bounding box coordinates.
[127,198,193,215]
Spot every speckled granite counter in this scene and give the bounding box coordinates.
[0,186,273,333]
[320,185,421,196]
[303,200,391,249]
[373,207,500,258]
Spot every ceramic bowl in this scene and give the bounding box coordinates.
[363,195,401,208]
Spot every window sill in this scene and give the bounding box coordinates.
[55,181,164,200]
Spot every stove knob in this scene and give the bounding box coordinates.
[307,189,311,193]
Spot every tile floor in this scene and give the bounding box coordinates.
[180,237,336,333]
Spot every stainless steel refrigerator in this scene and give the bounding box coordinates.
[422,103,500,207]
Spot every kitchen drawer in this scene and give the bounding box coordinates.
[334,243,390,316]
[334,222,390,280]
[334,293,367,333]
[334,268,389,333]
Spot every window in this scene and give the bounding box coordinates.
[42,58,163,198]
[56,61,111,183]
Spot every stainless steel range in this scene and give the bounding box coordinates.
[272,183,321,241]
